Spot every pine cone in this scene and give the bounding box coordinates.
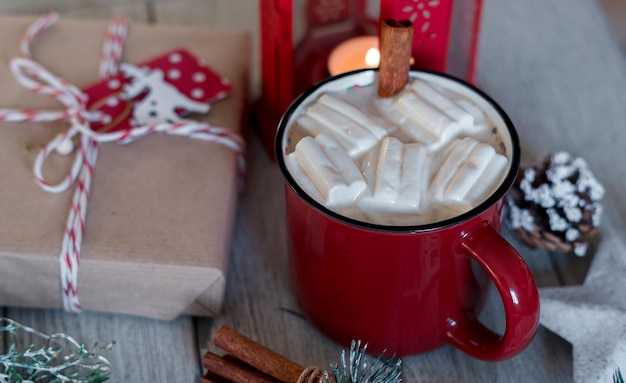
[503,152,604,256]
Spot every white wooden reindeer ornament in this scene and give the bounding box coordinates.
[120,63,210,126]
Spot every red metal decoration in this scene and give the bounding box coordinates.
[257,0,483,158]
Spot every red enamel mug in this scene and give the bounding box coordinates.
[275,69,539,360]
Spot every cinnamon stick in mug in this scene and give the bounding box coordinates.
[378,19,414,98]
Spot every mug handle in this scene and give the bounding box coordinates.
[444,222,540,361]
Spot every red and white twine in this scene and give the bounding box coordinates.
[0,13,246,312]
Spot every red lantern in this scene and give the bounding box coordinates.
[257,0,483,157]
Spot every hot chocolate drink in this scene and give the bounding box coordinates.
[281,71,512,226]
[275,69,538,360]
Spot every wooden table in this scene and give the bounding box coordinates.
[2,0,625,381]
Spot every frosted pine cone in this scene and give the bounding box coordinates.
[503,152,605,256]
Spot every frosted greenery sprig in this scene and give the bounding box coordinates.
[615,368,624,383]
[322,340,402,383]
[0,317,113,383]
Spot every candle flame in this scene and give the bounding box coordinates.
[365,48,380,67]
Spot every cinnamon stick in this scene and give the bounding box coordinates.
[202,351,281,383]
[378,19,414,98]
[212,325,307,383]
[200,374,222,383]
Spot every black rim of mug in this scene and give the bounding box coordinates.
[274,68,521,233]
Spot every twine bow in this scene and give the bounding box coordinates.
[297,366,326,383]
[0,13,246,312]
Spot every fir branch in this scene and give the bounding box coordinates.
[615,368,624,383]
[0,317,113,383]
[322,340,402,383]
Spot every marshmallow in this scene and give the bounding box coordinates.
[465,153,509,205]
[410,80,474,128]
[431,138,478,201]
[317,94,387,139]
[393,91,461,151]
[285,152,325,203]
[297,98,381,158]
[293,134,366,208]
[362,137,429,213]
[360,144,380,191]
[454,97,490,136]
[445,142,495,202]
[431,137,508,206]
[294,114,324,136]
[455,97,486,122]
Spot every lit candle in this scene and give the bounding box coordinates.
[327,36,380,76]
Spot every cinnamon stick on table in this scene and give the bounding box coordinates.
[378,19,414,98]
[202,351,281,383]
[212,325,323,383]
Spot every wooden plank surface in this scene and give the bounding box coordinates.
[2,0,625,382]
[4,309,201,382]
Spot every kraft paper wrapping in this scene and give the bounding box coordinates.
[0,16,249,319]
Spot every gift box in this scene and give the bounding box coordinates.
[0,15,250,320]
